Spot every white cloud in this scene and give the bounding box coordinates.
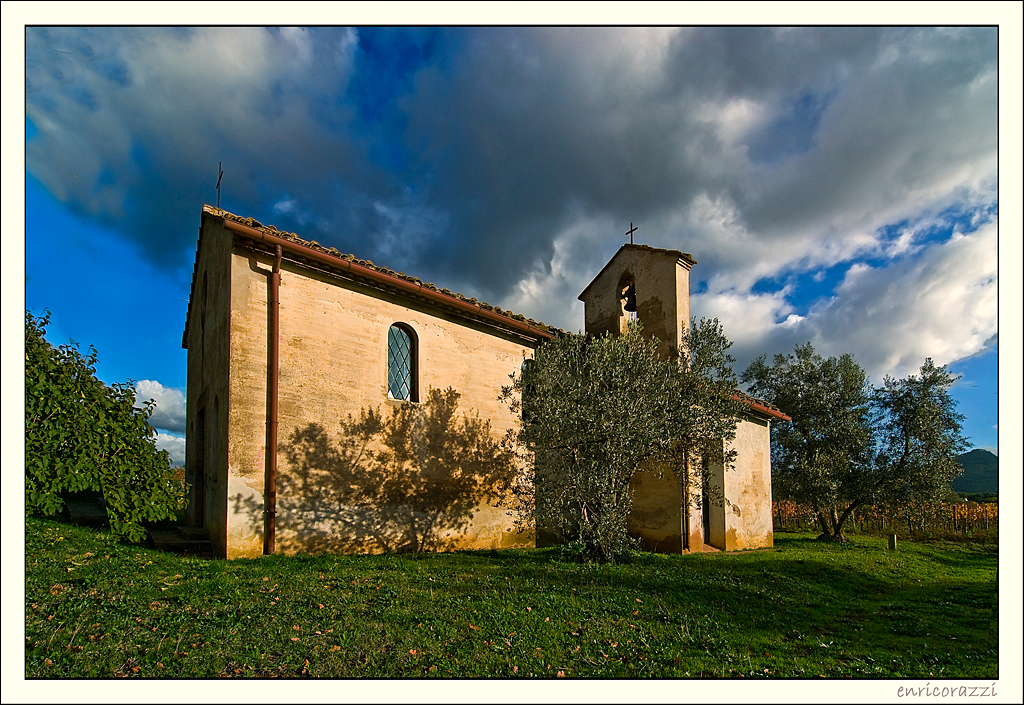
[155,432,186,467]
[692,288,797,352]
[705,219,997,383]
[135,380,186,433]
[808,221,997,379]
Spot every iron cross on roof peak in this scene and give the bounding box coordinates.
[626,222,638,245]
[216,161,224,209]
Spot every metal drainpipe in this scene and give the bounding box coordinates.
[264,244,281,555]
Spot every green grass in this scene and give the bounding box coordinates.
[24,517,997,678]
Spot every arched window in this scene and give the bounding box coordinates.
[387,324,417,401]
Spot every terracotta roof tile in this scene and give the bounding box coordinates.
[203,205,562,337]
[733,389,791,421]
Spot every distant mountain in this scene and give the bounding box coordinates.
[952,449,998,494]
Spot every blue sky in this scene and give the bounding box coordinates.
[16,25,1010,463]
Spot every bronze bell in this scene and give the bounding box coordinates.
[622,284,637,312]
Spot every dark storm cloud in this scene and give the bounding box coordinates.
[27,27,371,269]
[25,27,998,378]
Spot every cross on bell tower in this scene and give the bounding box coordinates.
[626,222,638,245]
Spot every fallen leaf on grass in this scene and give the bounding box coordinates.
[330,646,340,652]
[469,624,480,630]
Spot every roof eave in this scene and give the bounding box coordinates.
[208,208,557,344]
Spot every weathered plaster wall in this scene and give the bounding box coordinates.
[223,242,538,558]
[722,416,774,551]
[626,465,706,553]
[704,454,727,550]
[627,469,683,553]
[184,220,232,558]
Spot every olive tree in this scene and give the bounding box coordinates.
[742,343,969,541]
[500,319,741,562]
[741,343,874,540]
[25,311,187,541]
[871,358,969,507]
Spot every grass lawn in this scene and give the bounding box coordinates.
[24,517,997,679]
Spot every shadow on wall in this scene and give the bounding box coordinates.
[233,387,521,554]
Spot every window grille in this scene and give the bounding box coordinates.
[387,324,416,401]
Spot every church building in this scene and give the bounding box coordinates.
[182,205,785,559]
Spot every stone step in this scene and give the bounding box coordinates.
[148,527,212,555]
[62,496,108,525]
[175,525,209,540]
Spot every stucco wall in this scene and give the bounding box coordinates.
[626,464,707,554]
[627,468,683,552]
[722,416,774,551]
[222,239,538,558]
[704,454,727,550]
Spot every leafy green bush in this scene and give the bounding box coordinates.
[25,311,188,541]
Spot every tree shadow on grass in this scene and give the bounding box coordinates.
[234,387,523,554]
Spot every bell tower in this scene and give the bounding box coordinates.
[578,243,697,360]
[578,241,702,553]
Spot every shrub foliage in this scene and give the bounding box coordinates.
[25,311,187,541]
